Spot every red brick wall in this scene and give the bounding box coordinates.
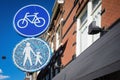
[102,0,120,29]
[61,0,78,66]
[61,0,89,66]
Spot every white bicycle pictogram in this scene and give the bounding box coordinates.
[17,12,45,28]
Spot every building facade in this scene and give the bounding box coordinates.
[24,72,37,80]
[37,0,120,80]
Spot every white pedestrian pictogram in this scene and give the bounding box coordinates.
[35,52,43,65]
[23,42,35,66]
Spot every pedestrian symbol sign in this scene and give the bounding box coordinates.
[13,4,50,37]
[13,38,51,72]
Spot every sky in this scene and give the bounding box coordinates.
[0,0,54,80]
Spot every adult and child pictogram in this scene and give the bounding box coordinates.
[13,38,51,72]
[22,42,43,66]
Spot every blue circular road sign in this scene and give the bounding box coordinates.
[13,4,50,37]
[13,38,52,72]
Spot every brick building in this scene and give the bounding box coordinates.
[37,0,120,80]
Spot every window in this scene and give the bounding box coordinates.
[92,0,100,10]
[56,32,59,50]
[80,7,87,25]
[76,1,102,56]
[80,10,87,24]
[80,26,88,52]
[92,0,101,26]
[91,0,101,42]
[56,25,61,50]
[79,7,89,52]
[51,42,54,52]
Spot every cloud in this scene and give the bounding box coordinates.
[0,69,10,80]
[0,69,2,73]
[0,74,10,80]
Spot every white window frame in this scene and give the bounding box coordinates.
[56,25,61,50]
[91,0,102,42]
[76,0,102,57]
[76,6,89,56]
[92,0,102,13]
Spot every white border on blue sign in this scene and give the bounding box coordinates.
[13,38,51,72]
[13,4,50,37]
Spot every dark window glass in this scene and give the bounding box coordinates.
[80,9,87,23]
[92,0,100,9]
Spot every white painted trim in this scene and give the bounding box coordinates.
[76,19,81,57]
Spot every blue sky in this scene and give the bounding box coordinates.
[0,0,54,80]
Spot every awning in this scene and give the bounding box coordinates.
[52,20,120,80]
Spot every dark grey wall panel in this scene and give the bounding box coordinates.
[52,21,120,80]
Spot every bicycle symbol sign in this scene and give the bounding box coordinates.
[13,4,50,37]
[17,12,45,28]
